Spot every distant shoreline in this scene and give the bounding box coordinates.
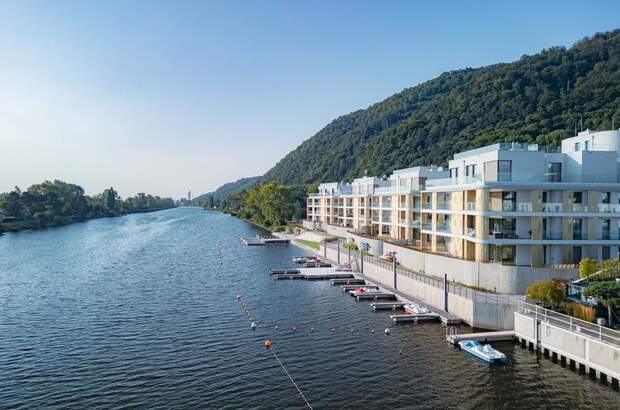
[0,206,177,234]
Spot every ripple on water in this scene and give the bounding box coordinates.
[0,208,618,409]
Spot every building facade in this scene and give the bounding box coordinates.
[307,129,620,269]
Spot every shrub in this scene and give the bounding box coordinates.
[526,280,565,306]
[579,258,598,279]
[563,302,596,322]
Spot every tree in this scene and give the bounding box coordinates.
[103,187,119,214]
[583,281,620,327]
[579,258,599,279]
[526,280,565,306]
[597,258,620,281]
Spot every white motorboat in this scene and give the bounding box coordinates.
[403,302,430,315]
[458,340,507,363]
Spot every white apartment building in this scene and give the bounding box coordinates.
[308,129,620,270]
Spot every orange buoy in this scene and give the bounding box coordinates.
[264,340,271,349]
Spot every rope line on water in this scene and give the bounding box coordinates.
[237,295,313,409]
[271,350,313,410]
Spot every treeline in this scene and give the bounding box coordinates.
[198,182,311,228]
[0,180,176,232]
[262,29,620,184]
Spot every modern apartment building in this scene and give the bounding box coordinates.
[307,129,620,269]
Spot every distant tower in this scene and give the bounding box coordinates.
[187,190,192,201]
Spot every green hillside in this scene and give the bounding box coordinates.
[193,176,260,204]
[262,29,620,184]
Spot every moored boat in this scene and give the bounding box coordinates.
[403,302,430,316]
[351,287,382,296]
[458,340,507,363]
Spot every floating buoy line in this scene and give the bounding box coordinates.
[237,294,313,409]
[216,243,223,265]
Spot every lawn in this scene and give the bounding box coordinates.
[295,239,320,250]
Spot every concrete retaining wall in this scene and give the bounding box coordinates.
[324,244,516,330]
[515,312,620,381]
[382,242,577,294]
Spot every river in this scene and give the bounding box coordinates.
[0,207,618,409]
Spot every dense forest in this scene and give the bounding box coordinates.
[201,29,620,225]
[262,30,620,184]
[0,180,176,232]
[207,182,308,228]
[193,176,260,208]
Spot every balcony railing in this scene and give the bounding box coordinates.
[464,228,476,238]
[411,220,421,228]
[465,202,476,210]
[489,230,530,239]
[571,203,588,212]
[573,231,585,240]
[543,231,563,240]
[602,229,611,240]
[436,223,450,232]
[421,223,432,230]
[542,203,563,212]
[435,202,451,210]
[421,203,432,209]
[599,204,620,213]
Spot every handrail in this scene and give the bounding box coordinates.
[518,300,620,347]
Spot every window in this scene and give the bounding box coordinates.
[465,164,476,177]
[572,219,583,240]
[575,142,581,151]
[542,191,548,203]
[602,246,611,260]
[603,219,610,240]
[502,246,516,265]
[546,162,562,182]
[572,191,583,204]
[484,160,511,182]
[572,246,582,264]
[585,141,590,151]
[502,191,516,211]
[602,192,611,204]
[449,168,459,179]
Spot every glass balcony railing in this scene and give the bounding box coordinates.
[411,220,421,228]
[602,229,610,240]
[436,202,452,210]
[464,228,476,237]
[543,231,563,240]
[421,223,432,230]
[436,223,451,232]
[465,202,476,210]
[488,230,530,239]
[599,204,620,213]
[573,231,585,240]
[542,203,563,212]
[421,203,432,209]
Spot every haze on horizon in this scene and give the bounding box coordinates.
[0,1,618,199]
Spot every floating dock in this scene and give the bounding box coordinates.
[241,235,290,246]
[354,292,396,301]
[446,330,515,345]
[271,268,300,275]
[391,313,441,323]
[341,284,379,291]
[331,278,366,285]
[272,267,354,281]
[370,302,407,310]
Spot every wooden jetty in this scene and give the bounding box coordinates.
[391,313,440,323]
[354,292,396,301]
[273,274,306,280]
[446,330,515,345]
[331,278,366,285]
[371,302,407,310]
[270,268,300,275]
[241,235,290,246]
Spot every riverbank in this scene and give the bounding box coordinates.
[0,206,177,233]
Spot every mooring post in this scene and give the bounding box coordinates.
[393,257,397,290]
[348,243,351,262]
[361,251,364,274]
[323,241,327,259]
[443,273,448,312]
[337,241,340,265]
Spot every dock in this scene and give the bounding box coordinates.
[354,292,396,301]
[341,284,379,291]
[270,268,300,275]
[370,302,406,310]
[446,330,515,345]
[272,266,354,281]
[391,313,441,323]
[331,278,366,285]
[241,235,290,246]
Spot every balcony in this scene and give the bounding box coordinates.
[542,203,563,212]
[602,229,611,240]
[465,202,476,210]
[464,228,476,238]
[573,231,585,240]
[571,204,588,212]
[488,230,530,239]
[436,223,451,233]
[599,204,620,213]
[435,202,452,210]
[421,203,433,210]
[411,220,421,228]
[421,223,432,230]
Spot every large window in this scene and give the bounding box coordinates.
[465,164,476,177]
[484,160,512,182]
[572,246,582,264]
[572,219,583,240]
[602,246,611,260]
[603,219,610,240]
[602,192,611,204]
[546,162,562,182]
[501,191,516,211]
[572,191,583,204]
[449,168,459,179]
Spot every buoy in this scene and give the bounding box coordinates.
[331,328,335,332]
[251,322,256,330]
[399,350,403,355]
[275,325,279,330]
[350,329,354,333]
[371,329,375,333]
[310,328,314,332]
[292,327,296,332]
[384,328,390,335]
[265,340,271,349]
[236,295,241,300]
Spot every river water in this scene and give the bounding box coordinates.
[0,207,618,409]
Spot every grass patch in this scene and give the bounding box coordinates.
[295,239,320,250]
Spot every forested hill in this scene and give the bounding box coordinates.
[262,29,620,185]
[193,176,260,204]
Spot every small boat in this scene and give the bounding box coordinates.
[293,256,313,263]
[403,302,430,316]
[458,340,507,363]
[351,287,382,296]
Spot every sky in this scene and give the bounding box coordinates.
[0,1,619,198]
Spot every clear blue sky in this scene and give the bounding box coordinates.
[0,1,618,198]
